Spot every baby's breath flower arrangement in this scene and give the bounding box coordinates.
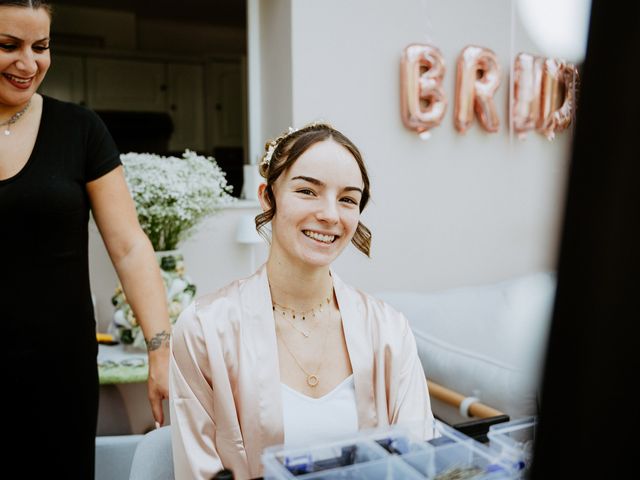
[110,150,234,349]
[121,149,234,251]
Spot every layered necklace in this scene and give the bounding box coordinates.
[272,287,334,387]
[272,291,332,338]
[0,99,32,136]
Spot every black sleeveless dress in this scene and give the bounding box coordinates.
[0,95,121,478]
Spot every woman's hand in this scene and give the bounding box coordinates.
[147,342,170,426]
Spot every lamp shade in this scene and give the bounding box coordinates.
[236,214,263,244]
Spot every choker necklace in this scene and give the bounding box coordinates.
[1,99,32,136]
[272,292,332,321]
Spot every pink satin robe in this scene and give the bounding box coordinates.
[169,265,436,480]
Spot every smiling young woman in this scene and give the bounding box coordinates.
[169,122,439,480]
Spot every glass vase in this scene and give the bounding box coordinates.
[111,250,196,351]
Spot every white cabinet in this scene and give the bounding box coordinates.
[86,58,167,112]
[206,61,244,148]
[167,63,205,152]
[39,54,85,104]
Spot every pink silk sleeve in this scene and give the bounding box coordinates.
[169,303,223,480]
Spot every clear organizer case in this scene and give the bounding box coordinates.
[262,421,520,479]
[487,416,536,478]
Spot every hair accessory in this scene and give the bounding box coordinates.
[1,98,32,136]
[261,126,297,168]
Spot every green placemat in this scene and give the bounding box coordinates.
[99,363,148,385]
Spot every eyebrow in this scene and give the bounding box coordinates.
[291,175,363,194]
[0,34,50,42]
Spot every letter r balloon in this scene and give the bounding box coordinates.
[400,44,447,139]
[454,46,502,133]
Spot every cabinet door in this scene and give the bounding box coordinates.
[167,63,205,152]
[39,54,85,104]
[206,61,244,148]
[86,58,167,112]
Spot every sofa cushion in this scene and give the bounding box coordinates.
[375,272,555,420]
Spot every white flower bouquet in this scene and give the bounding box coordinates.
[121,149,235,251]
[111,150,234,348]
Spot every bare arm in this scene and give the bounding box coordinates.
[87,165,171,425]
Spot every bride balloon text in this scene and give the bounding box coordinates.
[401,44,579,140]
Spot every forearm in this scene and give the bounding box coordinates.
[111,234,171,350]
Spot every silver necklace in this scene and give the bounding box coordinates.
[0,99,32,136]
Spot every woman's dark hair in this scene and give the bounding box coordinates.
[256,122,372,257]
[0,0,53,17]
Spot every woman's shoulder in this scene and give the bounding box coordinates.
[173,277,248,336]
[339,279,404,316]
[337,277,409,331]
[41,94,106,128]
[42,94,91,115]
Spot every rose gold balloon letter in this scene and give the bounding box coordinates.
[454,45,502,133]
[512,53,544,138]
[537,58,579,140]
[400,44,447,139]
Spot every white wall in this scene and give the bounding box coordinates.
[274,0,571,292]
[258,0,294,152]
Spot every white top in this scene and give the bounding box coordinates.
[281,375,359,447]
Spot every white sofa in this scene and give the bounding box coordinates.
[376,271,555,424]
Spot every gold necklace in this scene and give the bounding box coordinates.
[277,312,332,388]
[274,307,314,338]
[272,290,332,338]
[0,99,32,136]
[272,292,332,321]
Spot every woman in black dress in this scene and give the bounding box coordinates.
[0,1,171,477]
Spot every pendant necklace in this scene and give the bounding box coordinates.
[277,315,331,387]
[0,99,32,136]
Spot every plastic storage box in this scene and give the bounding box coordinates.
[262,421,516,479]
[487,416,536,477]
[414,421,514,479]
[262,431,423,479]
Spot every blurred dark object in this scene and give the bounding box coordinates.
[213,147,244,198]
[450,414,510,444]
[531,0,640,478]
[212,468,234,479]
[96,110,174,154]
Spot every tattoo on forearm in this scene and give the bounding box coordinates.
[146,330,171,351]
